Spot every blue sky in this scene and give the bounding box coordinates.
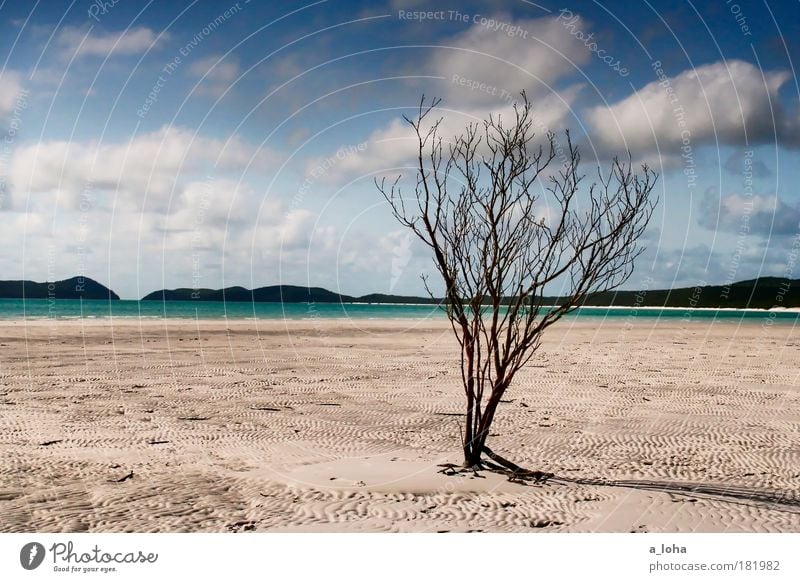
[0,0,798,298]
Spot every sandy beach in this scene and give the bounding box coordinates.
[1,316,798,533]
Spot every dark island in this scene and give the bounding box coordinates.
[142,285,356,303]
[564,277,799,310]
[1,276,795,308]
[142,277,799,309]
[0,276,119,300]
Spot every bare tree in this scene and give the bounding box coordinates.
[376,93,658,475]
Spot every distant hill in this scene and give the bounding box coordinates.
[356,293,439,304]
[563,277,800,309]
[141,277,800,309]
[142,285,356,303]
[0,276,119,300]
[3,275,794,307]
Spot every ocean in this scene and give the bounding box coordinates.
[1,298,798,322]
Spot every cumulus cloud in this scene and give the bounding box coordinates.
[189,55,239,82]
[249,205,339,283]
[586,60,797,156]
[433,14,591,107]
[0,71,24,120]
[178,194,326,263]
[698,187,800,236]
[337,227,432,292]
[57,26,166,58]
[318,85,582,182]
[637,235,800,290]
[274,208,314,249]
[311,15,590,180]
[189,55,240,98]
[0,175,346,298]
[9,126,275,212]
[163,179,254,228]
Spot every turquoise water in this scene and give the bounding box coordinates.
[1,298,799,322]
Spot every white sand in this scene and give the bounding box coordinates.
[0,316,798,532]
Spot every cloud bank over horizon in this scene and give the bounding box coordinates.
[0,1,798,298]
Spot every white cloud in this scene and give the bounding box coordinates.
[277,209,315,249]
[0,181,347,298]
[309,15,590,181]
[57,26,166,58]
[189,55,240,97]
[433,14,591,107]
[163,179,255,231]
[317,84,582,182]
[586,60,797,155]
[698,188,800,236]
[637,236,800,290]
[0,71,24,119]
[190,55,239,82]
[9,126,276,212]
[248,205,337,258]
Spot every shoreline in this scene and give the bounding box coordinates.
[1,304,799,324]
[3,296,800,313]
[2,314,799,327]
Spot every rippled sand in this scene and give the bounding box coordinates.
[1,316,798,532]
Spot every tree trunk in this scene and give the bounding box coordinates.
[463,442,482,467]
[463,381,476,466]
[462,381,506,467]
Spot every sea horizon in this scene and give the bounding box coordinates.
[3,298,799,322]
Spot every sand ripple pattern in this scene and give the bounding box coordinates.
[0,318,798,532]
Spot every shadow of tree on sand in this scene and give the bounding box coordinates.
[551,475,800,513]
[478,446,800,513]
